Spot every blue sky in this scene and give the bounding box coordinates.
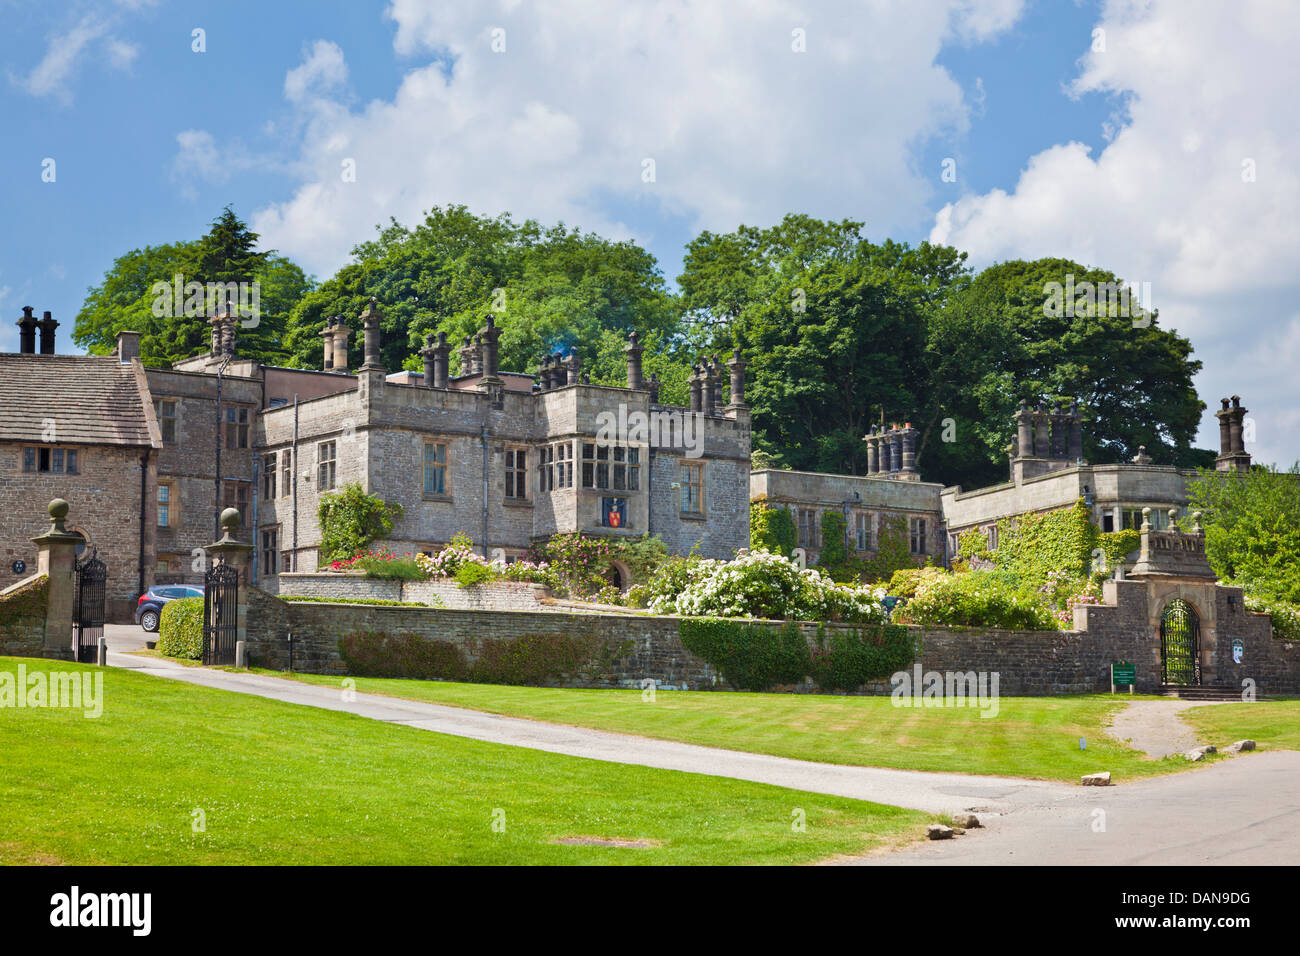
[2,1,1296,464]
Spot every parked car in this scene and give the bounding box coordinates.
[135,585,203,632]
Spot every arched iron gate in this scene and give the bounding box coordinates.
[203,563,240,665]
[1160,599,1201,686]
[73,552,106,664]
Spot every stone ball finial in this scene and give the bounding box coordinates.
[48,498,70,533]
[1191,510,1203,533]
[220,508,241,533]
[1168,507,1179,525]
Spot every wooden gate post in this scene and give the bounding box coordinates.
[205,508,254,653]
[31,499,79,661]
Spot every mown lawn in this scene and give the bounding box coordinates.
[259,670,1183,781]
[1180,699,1300,751]
[0,658,929,865]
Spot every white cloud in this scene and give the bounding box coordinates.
[253,0,1026,276]
[284,39,349,103]
[170,130,274,198]
[13,12,143,103]
[930,0,1300,465]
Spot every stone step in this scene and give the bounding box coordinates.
[1159,684,1248,701]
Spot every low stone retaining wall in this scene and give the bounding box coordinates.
[264,572,549,611]
[0,574,50,658]
[242,576,1300,696]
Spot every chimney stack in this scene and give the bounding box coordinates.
[17,307,37,354]
[726,348,747,407]
[432,332,450,388]
[647,373,661,404]
[220,313,236,357]
[320,318,335,370]
[461,338,477,377]
[358,298,382,371]
[688,364,702,412]
[115,330,141,364]
[331,318,351,374]
[1215,395,1252,472]
[625,331,644,390]
[480,315,500,378]
[37,311,58,354]
[564,347,582,385]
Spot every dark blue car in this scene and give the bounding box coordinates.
[135,584,203,632]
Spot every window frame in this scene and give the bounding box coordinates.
[263,453,277,500]
[317,441,337,491]
[154,398,178,444]
[423,441,448,498]
[679,461,705,516]
[504,446,528,500]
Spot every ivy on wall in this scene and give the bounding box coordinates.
[862,515,916,583]
[750,496,796,556]
[992,500,1095,585]
[0,574,47,631]
[318,483,405,564]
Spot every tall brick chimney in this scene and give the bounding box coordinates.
[37,311,58,354]
[17,307,37,354]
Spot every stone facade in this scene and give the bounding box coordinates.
[750,468,944,565]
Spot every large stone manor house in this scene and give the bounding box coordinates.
[0,303,1247,618]
[0,304,750,616]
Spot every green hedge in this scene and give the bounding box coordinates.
[340,631,468,679]
[679,617,915,692]
[157,597,204,660]
[809,624,915,691]
[679,618,809,691]
[338,629,614,685]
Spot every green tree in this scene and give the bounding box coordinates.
[73,207,311,367]
[1185,464,1300,603]
[283,205,680,378]
[922,259,1210,488]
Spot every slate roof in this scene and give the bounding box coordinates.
[0,353,157,447]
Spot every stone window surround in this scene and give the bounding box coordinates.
[422,439,449,500]
[260,525,280,575]
[679,459,705,517]
[157,479,175,528]
[21,445,80,475]
[154,397,178,444]
[263,451,277,500]
[317,440,337,491]
[504,445,528,501]
[582,441,642,493]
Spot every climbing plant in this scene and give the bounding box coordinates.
[750,496,796,556]
[318,483,405,564]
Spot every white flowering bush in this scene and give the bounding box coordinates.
[648,549,886,623]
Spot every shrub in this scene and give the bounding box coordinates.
[318,484,404,564]
[468,631,604,685]
[809,624,915,691]
[157,597,204,660]
[895,571,1057,630]
[328,551,426,580]
[454,560,498,589]
[679,618,811,691]
[886,567,946,599]
[339,631,468,680]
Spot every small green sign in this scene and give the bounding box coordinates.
[1112,661,1136,686]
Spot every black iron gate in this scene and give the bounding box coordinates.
[73,552,106,664]
[1160,599,1201,686]
[203,563,239,665]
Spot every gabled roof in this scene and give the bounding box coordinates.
[0,353,158,448]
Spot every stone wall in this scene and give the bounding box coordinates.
[0,443,152,620]
[0,574,50,658]
[265,572,549,611]
[243,576,1300,697]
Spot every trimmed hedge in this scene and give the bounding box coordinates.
[339,630,468,680]
[679,617,915,692]
[679,618,809,691]
[157,597,204,660]
[338,629,614,685]
[809,624,915,691]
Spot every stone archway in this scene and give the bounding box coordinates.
[605,559,633,593]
